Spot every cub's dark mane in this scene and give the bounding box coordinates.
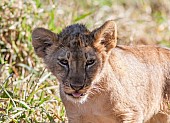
[58,24,92,48]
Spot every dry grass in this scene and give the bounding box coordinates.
[0,0,170,122]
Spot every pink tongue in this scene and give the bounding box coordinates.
[72,92,81,98]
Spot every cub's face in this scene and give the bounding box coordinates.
[32,20,117,103]
[47,44,102,103]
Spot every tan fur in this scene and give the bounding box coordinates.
[32,20,170,123]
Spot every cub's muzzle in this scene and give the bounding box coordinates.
[70,83,85,91]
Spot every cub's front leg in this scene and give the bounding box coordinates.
[68,119,80,123]
[114,106,144,123]
[67,112,144,123]
[119,113,144,123]
[67,116,81,123]
[67,116,97,123]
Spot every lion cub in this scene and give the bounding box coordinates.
[32,20,170,123]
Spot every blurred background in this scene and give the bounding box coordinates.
[0,0,170,122]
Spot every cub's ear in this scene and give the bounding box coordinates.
[32,28,58,58]
[92,20,117,52]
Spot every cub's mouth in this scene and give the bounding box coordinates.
[63,84,90,99]
[65,91,86,98]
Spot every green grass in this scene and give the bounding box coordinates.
[0,67,66,123]
[0,0,170,122]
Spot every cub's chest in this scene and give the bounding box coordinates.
[67,104,117,123]
[65,94,118,123]
[77,114,118,123]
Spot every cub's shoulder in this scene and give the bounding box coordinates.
[110,45,170,63]
[114,45,170,54]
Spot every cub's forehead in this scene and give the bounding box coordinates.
[59,24,90,36]
[56,45,95,58]
[57,24,93,48]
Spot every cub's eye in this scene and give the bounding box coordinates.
[86,59,95,66]
[59,59,68,66]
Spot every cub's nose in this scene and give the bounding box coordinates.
[70,83,84,91]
